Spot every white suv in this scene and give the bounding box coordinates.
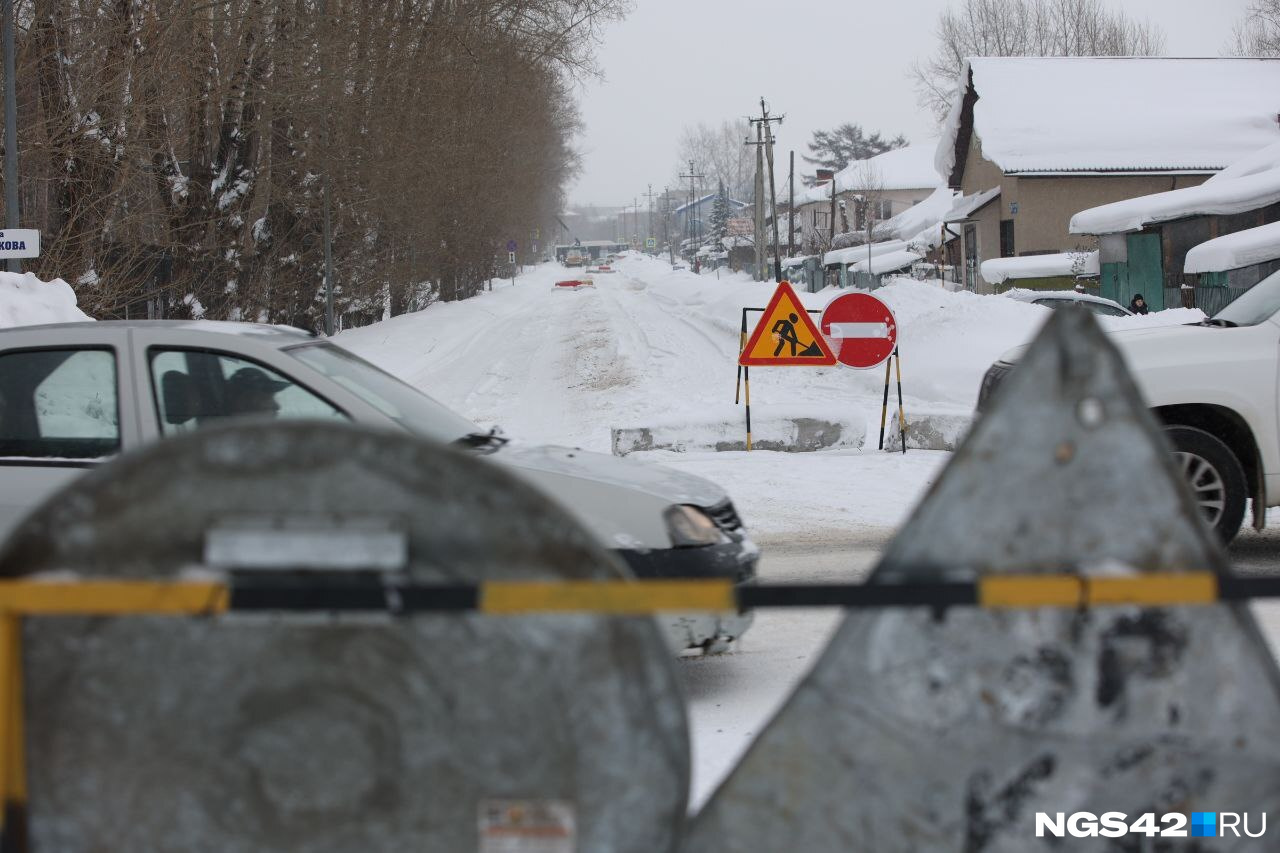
[980,268,1280,543]
[0,321,756,651]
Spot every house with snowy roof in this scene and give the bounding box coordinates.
[793,141,944,253]
[938,57,1280,292]
[1071,142,1280,312]
[670,193,748,248]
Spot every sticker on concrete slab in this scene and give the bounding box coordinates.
[479,799,576,852]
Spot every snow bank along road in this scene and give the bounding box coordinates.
[339,254,1276,808]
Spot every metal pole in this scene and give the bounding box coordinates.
[895,348,907,455]
[647,184,653,251]
[878,356,892,451]
[323,177,335,335]
[747,124,757,280]
[3,0,19,273]
[788,150,795,259]
[764,105,782,283]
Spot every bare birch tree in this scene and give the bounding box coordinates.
[912,0,1166,122]
[1229,0,1280,56]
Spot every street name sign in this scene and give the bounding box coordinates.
[0,229,40,259]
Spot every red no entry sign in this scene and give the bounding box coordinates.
[819,293,897,369]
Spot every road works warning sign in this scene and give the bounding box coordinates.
[739,281,836,366]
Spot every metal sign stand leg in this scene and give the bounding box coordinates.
[735,310,746,405]
[895,348,907,455]
[878,356,892,451]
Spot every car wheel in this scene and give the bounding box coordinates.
[1165,425,1247,544]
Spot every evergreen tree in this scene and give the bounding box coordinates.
[801,125,907,185]
[710,181,731,244]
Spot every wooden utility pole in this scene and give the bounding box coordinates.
[747,98,785,282]
[663,187,676,265]
[679,161,704,266]
[751,125,765,280]
[643,185,660,253]
[788,150,796,259]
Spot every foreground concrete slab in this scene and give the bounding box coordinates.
[883,409,971,452]
[1,423,689,853]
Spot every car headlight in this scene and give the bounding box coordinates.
[664,505,723,547]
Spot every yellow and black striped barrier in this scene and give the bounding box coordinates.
[0,570,1264,849]
[0,571,1255,618]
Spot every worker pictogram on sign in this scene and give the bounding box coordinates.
[739,282,836,366]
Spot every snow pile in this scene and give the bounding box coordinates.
[936,57,1280,180]
[0,271,92,329]
[981,252,1098,283]
[1185,221,1280,274]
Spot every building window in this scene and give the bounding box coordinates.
[1000,219,1015,258]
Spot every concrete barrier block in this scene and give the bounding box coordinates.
[611,416,864,456]
[882,411,971,452]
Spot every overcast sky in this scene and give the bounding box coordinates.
[567,0,1250,208]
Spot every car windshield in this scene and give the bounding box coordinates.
[1211,268,1280,327]
[285,342,480,443]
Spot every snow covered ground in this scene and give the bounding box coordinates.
[340,252,1201,540]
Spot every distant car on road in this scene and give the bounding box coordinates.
[0,321,756,652]
[1003,289,1132,317]
[980,268,1280,543]
[564,248,586,267]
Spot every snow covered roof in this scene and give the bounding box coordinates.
[823,240,907,267]
[943,186,1002,222]
[721,235,754,249]
[781,255,814,269]
[673,194,748,215]
[1185,221,1280,274]
[850,248,922,275]
[980,252,1099,284]
[876,187,960,242]
[936,57,1280,181]
[794,141,944,206]
[1070,163,1280,234]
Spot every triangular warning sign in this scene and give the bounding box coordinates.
[739,281,836,366]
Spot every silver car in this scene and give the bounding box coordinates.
[0,321,756,652]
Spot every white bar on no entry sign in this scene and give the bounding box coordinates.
[829,322,889,339]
